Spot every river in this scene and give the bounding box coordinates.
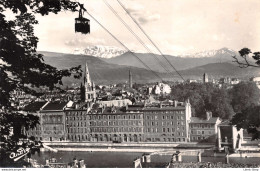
[31,151,259,168]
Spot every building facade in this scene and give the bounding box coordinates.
[189,112,221,142]
[25,100,213,143]
[126,100,192,142]
[25,101,68,141]
[65,108,144,142]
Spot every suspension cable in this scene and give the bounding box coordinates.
[117,0,185,81]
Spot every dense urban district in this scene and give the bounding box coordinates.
[1,62,260,168]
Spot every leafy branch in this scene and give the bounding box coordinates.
[232,47,260,68]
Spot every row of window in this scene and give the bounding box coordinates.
[68,128,89,134]
[191,136,207,141]
[67,122,88,127]
[146,137,186,142]
[145,114,185,120]
[190,123,214,128]
[68,134,142,142]
[191,130,213,135]
[42,116,62,123]
[66,111,88,116]
[68,127,143,133]
[145,121,185,127]
[144,110,185,115]
[89,120,143,126]
[145,127,185,135]
[66,114,143,121]
[90,127,143,133]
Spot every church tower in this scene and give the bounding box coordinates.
[129,69,132,88]
[83,62,96,102]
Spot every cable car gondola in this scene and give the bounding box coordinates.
[75,3,90,34]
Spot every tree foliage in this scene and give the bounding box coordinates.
[229,82,260,140]
[232,47,260,68]
[0,0,81,167]
[229,81,260,113]
[171,83,234,119]
[231,106,260,140]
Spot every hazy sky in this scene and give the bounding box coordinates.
[34,0,260,55]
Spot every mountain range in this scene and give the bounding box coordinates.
[102,48,240,72]
[39,48,259,86]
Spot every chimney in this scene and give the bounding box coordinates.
[206,111,212,120]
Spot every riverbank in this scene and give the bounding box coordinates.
[43,141,215,153]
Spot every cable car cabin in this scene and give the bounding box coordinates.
[75,17,90,34]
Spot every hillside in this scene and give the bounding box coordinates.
[40,51,162,86]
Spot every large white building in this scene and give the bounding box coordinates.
[153,82,171,95]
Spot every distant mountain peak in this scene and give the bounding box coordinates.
[72,45,128,58]
[178,48,237,58]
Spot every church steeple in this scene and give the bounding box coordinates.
[82,61,96,102]
[84,62,91,88]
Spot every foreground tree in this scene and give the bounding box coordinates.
[0,0,81,167]
[231,106,260,140]
[229,82,260,113]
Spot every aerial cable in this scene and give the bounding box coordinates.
[103,0,173,76]
[116,0,185,81]
[85,11,163,81]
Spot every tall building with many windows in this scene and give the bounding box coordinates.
[127,100,192,142]
[65,107,144,142]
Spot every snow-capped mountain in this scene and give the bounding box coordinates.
[178,47,237,58]
[72,45,128,58]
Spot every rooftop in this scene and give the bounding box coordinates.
[23,101,47,112]
[218,120,231,126]
[42,101,68,111]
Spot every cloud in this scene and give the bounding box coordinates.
[138,13,161,24]
[65,37,106,47]
[125,3,160,25]
[126,3,144,13]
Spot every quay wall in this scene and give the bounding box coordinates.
[42,142,213,153]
